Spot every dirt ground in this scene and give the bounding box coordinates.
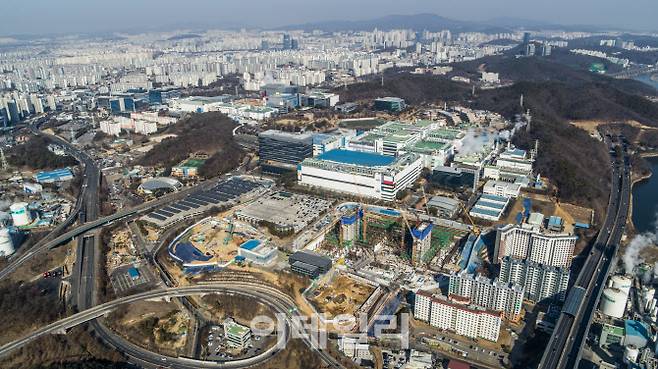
[498,192,593,234]
[104,300,188,356]
[309,274,375,318]
[9,242,72,283]
[571,119,658,135]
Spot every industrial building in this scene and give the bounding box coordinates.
[288,251,332,278]
[300,90,339,108]
[346,121,459,170]
[498,256,570,303]
[494,223,577,268]
[415,291,502,342]
[483,180,521,198]
[297,149,423,201]
[469,193,510,221]
[34,168,74,183]
[258,130,313,172]
[448,271,525,321]
[426,196,460,218]
[237,239,278,265]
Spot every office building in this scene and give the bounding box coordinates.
[288,251,332,278]
[448,271,525,321]
[499,256,570,303]
[415,291,502,342]
[374,97,406,112]
[258,130,313,172]
[494,224,577,268]
[223,318,252,349]
[7,101,21,123]
[483,180,521,198]
[300,90,339,108]
[297,149,423,201]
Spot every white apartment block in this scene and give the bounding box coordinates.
[495,224,576,268]
[415,291,501,342]
[448,271,524,321]
[499,256,570,303]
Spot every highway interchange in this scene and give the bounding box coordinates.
[539,137,632,369]
[0,122,344,369]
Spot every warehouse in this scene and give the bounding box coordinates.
[469,193,510,221]
[237,239,278,265]
[34,168,74,183]
[297,149,422,201]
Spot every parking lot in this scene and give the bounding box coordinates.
[110,263,155,295]
[235,191,333,233]
[203,324,272,361]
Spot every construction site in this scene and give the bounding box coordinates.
[320,203,470,271]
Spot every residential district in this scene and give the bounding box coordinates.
[0,21,656,369]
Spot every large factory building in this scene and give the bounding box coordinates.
[297,149,422,201]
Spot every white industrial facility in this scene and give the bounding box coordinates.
[10,202,32,227]
[297,149,423,201]
[0,227,15,256]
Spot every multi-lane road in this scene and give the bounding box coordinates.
[2,123,344,368]
[539,139,631,369]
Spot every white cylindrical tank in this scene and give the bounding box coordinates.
[0,227,14,257]
[600,288,627,318]
[624,344,639,364]
[611,275,632,296]
[10,202,31,227]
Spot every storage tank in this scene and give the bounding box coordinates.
[624,344,639,364]
[600,288,627,318]
[10,202,31,227]
[0,227,14,257]
[611,275,632,295]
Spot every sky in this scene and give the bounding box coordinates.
[1,0,657,36]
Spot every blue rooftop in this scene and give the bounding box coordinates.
[128,267,140,278]
[171,242,211,263]
[240,239,262,251]
[35,168,74,182]
[316,149,395,167]
[625,320,650,340]
[548,216,563,226]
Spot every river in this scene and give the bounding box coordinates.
[632,156,658,233]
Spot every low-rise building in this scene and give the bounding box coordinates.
[223,318,252,349]
[469,193,510,221]
[237,239,278,265]
[483,180,521,198]
[288,251,332,278]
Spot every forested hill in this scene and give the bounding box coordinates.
[337,55,658,218]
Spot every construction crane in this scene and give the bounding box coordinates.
[461,202,480,236]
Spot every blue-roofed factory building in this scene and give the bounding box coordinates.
[34,168,74,183]
[298,149,423,201]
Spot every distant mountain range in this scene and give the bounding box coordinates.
[276,13,615,34]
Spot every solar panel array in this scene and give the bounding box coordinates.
[145,177,262,225]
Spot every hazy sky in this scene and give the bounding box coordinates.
[2,0,657,35]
